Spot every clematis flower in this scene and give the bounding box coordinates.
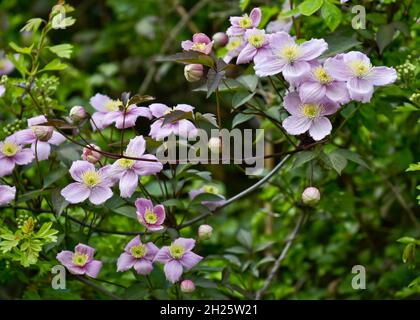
[0,185,16,206]
[117,235,159,275]
[181,33,213,55]
[227,7,261,37]
[11,115,65,161]
[299,59,350,104]
[236,28,271,65]
[0,84,5,97]
[282,92,340,141]
[110,136,163,198]
[57,243,102,278]
[90,93,151,130]
[154,238,203,283]
[135,198,166,231]
[0,136,34,177]
[0,56,14,75]
[254,32,328,84]
[61,160,113,205]
[223,36,246,63]
[189,185,225,211]
[149,103,197,140]
[324,51,397,103]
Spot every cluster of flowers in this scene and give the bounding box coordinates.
[57,237,203,283]
[180,7,397,141]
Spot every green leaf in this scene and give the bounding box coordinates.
[16,189,49,204]
[236,229,253,249]
[402,243,416,264]
[9,42,33,55]
[397,237,417,244]
[113,206,137,219]
[191,193,224,204]
[51,189,69,216]
[323,150,348,175]
[293,150,317,168]
[161,110,192,126]
[44,167,67,188]
[48,44,73,59]
[40,59,67,72]
[20,18,43,33]
[321,1,342,31]
[376,24,396,53]
[232,113,254,128]
[299,0,323,16]
[232,92,255,109]
[335,149,370,170]
[237,75,259,92]
[160,51,214,68]
[239,0,250,11]
[7,53,27,77]
[406,162,420,172]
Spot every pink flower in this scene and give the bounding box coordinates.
[282,92,340,141]
[0,185,16,206]
[89,93,152,130]
[116,236,159,275]
[110,136,163,198]
[154,238,203,283]
[0,136,34,177]
[57,243,102,278]
[223,36,246,63]
[236,28,272,65]
[60,160,113,205]
[227,7,262,37]
[82,144,102,164]
[181,33,213,55]
[254,32,328,85]
[180,279,196,293]
[148,103,197,140]
[324,51,397,103]
[298,59,350,104]
[11,115,65,161]
[189,185,225,211]
[0,56,14,75]
[135,198,166,231]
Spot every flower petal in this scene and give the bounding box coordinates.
[0,158,16,177]
[308,117,332,141]
[119,170,138,198]
[0,185,16,206]
[153,204,166,225]
[85,260,102,278]
[347,78,374,103]
[134,260,153,275]
[75,243,95,260]
[124,235,142,252]
[90,93,111,112]
[299,81,326,103]
[149,103,170,118]
[126,136,146,157]
[133,154,163,176]
[180,251,203,270]
[135,198,153,215]
[284,92,303,116]
[174,238,196,252]
[282,115,312,135]
[366,66,397,86]
[13,149,34,165]
[164,260,183,283]
[31,141,51,161]
[89,186,113,205]
[69,160,95,182]
[299,39,328,61]
[117,252,136,272]
[154,246,172,264]
[61,182,90,203]
[250,7,262,26]
[236,43,257,64]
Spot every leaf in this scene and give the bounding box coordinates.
[231,113,254,128]
[407,162,420,172]
[321,1,342,31]
[376,24,396,54]
[321,35,360,58]
[9,42,33,55]
[44,167,67,188]
[237,75,259,92]
[160,51,214,68]
[239,0,250,11]
[397,237,417,244]
[191,193,224,204]
[299,0,323,16]
[402,243,416,264]
[7,53,27,77]
[16,189,49,204]
[48,44,73,59]
[393,105,419,113]
[323,150,348,175]
[225,246,249,254]
[113,206,137,219]
[161,110,192,126]
[206,69,225,98]
[335,149,370,170]
[232,92,255,109]
[236,229,253,249]
[20,18,43,33]
[293,150,317,168]
[128,94,155,105]
[51,190,69,216]
[40,59,67,72]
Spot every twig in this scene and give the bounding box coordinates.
[255,210,306,300]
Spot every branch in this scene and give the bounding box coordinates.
[255,210,306,300]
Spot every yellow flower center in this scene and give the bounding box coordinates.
[191,43,206,52]
[281,44,300,62]
[350,60,371,77]
[239,15,252,29]
[81,170,102,188]
[313,66,333,85]
[144,209,158,224]
[226,38,242,51]
[248,33,265,48]
[72,252,89,267]
[1,142,19,157]
[302,104,320,119]
[130,244,148,259]
[203,185,219,194]
[169,243,185,260]
[117,158,135,169]
[105,99,122,112]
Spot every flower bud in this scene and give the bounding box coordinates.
[82,144,102,164]
[212,32,228,48]
[302,187,320,206]
[184,64,204,82]
[180,279,195,293]
[208,137,221,154]
[31,125,53,141]
[70,106,88,122]
[198,224,213,240]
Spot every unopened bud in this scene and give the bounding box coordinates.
[70,106,88,122]
[184,64,204,82]
[208,137,221,154]
[82,144,102,164]
[180,279,195,293]
[302,187,320,206]
[198,224,213,240]
[212,32,229,48]
[31,125,53,141]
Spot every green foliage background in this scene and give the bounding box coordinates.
[0,0,419,299]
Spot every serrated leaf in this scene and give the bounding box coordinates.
[9,42,33,55]
[326,150,348,175]
[20,18,43,33]
[41,59,67,72]
[48,44,73,59]
[321,1,342,31]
